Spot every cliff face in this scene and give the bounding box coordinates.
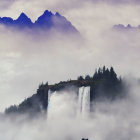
[5,66,124,116]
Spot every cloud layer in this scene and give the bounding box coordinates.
[0,79,140,140]
[0,0,139,139]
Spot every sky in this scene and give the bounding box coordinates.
[0,0,140,111]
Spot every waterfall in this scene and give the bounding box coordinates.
[82,87,90,116]
[47,90,57,119]
[47,90,76,120]
[77,87,84,116]
[47,87,90,119]
[48,89,52,106]
[77,86,90,117]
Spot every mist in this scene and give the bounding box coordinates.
[0,0,139,139]
[0,79,140,140]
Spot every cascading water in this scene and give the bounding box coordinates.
[47,90,57,119]
[82,87,90,116]
[77,86,90,117]
[48,89,52,106]
[77,87,84,116]
[47,90,77,120]
[47,86,90,120]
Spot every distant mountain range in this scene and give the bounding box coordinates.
[0,10,78,33]
[113,24,140,30]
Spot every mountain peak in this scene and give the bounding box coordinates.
[113,24,139,30]
[34,10,54,28]
[17,12,30,20]
[0,10,78,33]
[43,10,53,16]
[55,12,61,17]
[14,12,32,27]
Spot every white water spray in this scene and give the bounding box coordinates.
[77,87,84,116]
[48,89,52,105]
[82,87,90,116]
[77,86,90,117]
[47,87,90,119]
[47,90,57,119]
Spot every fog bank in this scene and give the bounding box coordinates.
[0,79,140,140]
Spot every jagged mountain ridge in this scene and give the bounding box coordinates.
[0,10,78,33]
[5,66,125,116]
[113,24,140,30]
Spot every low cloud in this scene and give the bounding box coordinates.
[0,79,140,140]
[0,0,139,139]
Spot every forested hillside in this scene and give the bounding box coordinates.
[5,66,124,116]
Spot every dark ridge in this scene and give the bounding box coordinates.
[14,12,33,27]
[5,66,125,116]
[0,17,14,25]
[113,24,140,30]
[0,10,78,33]
[34,10,53,28]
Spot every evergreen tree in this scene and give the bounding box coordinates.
[103,66,106,73]
[93,69,98,80]
[85,75,90,80]
[110,67,117,81]
[77,76,84,81]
